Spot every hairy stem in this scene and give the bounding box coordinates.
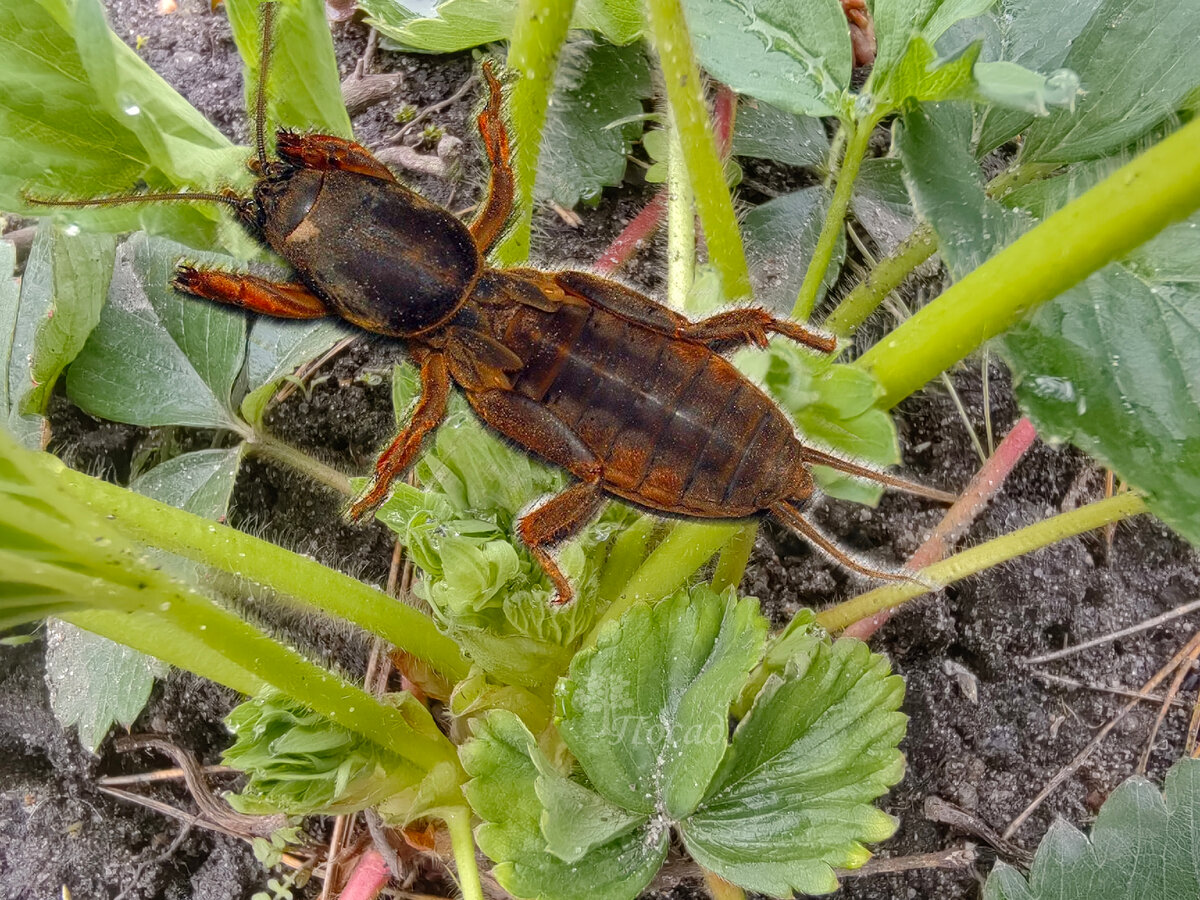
[445,806,485,900]
[40,455,471,682]
[710,523,756,594]
[666,109,695,310]
[587,521,739,644]
[817,493,1148,632]
[246,431,353,495]
[793,119,874,320]
[822,226,937,337]
[491,0,576,264]
[645,0,751,299]
[856,114,1200,408]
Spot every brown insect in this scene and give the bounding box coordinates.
[32,3,952,604]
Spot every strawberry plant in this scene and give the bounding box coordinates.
[2,0,1199,898]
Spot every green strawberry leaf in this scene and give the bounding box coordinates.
[984,757,1200,900]
[555,585,767,818]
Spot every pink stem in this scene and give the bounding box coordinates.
[594,84,738,274]
[843,417,1039,640]
[335,850,391,900]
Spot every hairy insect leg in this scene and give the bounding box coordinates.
[174,266,330,319]
[467,388,605,604]
[518,482,606,605]
[468,62,515,254]
[680,308,837,354]
[772,500,925,585]
[274,132,398,183]
[349,353,451,519]
[799,446,958,504]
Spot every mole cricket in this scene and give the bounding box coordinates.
[31,2,954,603]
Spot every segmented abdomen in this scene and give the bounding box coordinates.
[499,299,802,517]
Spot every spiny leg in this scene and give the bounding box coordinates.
[799,446,958,504]
[518,482,606,605]
[173,266,329,319]
[467,388,604,604]
[468,62,515,254]
[349,352,450,520]
[274,132,397,182]
[679,308,837,354]
[772,500,922,585]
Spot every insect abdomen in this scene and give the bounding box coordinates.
[501,299,802,517]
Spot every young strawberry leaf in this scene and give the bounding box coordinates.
[66,234,248,431]
[536,41,651,208]
[465,587,906,899]
[9,223,116,418]
[984,757,1200,900]
[1020,0,1200,165]
[556,586,766,818]
[462,710,669,900]
[223,691,439,818]
[679,636,906,897]
[850,158,919,254]
[680,0,851,118]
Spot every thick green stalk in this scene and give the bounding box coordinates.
[17,551,454,768]
[710,523,756,594]
[822,226,937,337]
[816,493,1147,632]
[856,115,1200,408]
[645,0,751,299]
[666,111,695,310]
[445,806,485,900]
[792,120,874,320]
[38,455,471,682]
[596,514,658,603]
[491,0,576,264]
[65,608,266,697]
[587,521,738,643]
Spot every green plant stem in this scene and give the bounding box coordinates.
[491,0,576,265]
[793,119,875,320]
[645,0,751,299]
[710,522,756,593]
[36,553,455,769]
[39,455,471,682]
[822,226,937,337]
[856,114,1200,409]
[816,493,1148,632]
[245,432,353,496]
[596,514,658,602]
[65,608,266,697]
[445,806,485,900]
[586,521,738,644]
[666,109,695,310]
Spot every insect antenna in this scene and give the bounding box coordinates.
[799,446,958,504]
[253,1,277,171]
[24,190,251,212]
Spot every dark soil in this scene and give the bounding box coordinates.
[3,3,1200,899]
